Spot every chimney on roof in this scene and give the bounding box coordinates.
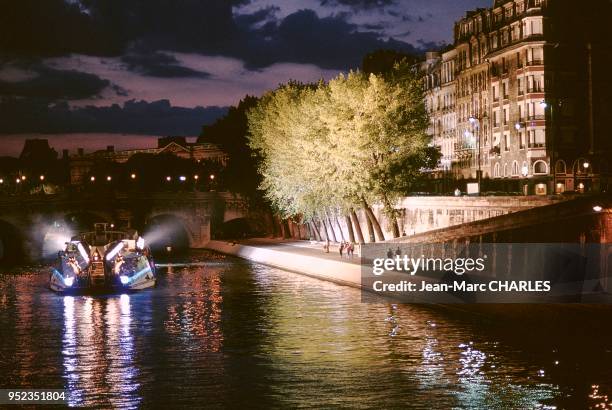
[78,148,84,156]
[62,149,69,159]
[107,145,114,153]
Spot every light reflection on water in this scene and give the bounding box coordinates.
[0,251,611,408]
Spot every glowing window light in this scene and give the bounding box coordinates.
[21,175,26,181]
[0,178,3,184]
[77,242,90,264]
[40,175,45,181]
[166,176,171,181]
[106,242,125,261]
[593,205,603,212]
[16,178,21,184]
[194,175,199,180]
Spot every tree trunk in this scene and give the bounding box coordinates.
[282,219,291,239]
[309,221,321,241]
[317,218,329,241]
[324,214,338,242]
[345,215,356,243]
[362,197,385,242]
[363,208,375,243]
[334,214,346,241]
[350,209,365,244]
[312,219,327,241]
[382,193,400,238]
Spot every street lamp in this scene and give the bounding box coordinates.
[593,205,603,212]
[90,176,96,182]
[468,116,481,194]
[21,175,26,181]
[131,173,136,180]
[0,178,3,184]
[194,175,199,180]
[179,176,187,182]
[166,176,171,182]
[209,174,215,180]
[583,161,590,170]
[539,101,548,109]
[16,178,21,184]
[106,176,112,182]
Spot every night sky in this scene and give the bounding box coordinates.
[0,0,490,155]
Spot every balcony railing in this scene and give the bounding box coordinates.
[526,59,544,66]
[528,142,545,148]
[527,86,543,93]
[527,115,545,121]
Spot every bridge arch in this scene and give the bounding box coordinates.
[0,219,25,266]
[143,213,193,251]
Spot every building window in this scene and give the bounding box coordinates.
[504,133,510,151]
[519,131,526,149]
[555,160,567,175]
[503,163,509,177]
[512,161,519,176]
[533,160,548,175]
[494,163,501,177]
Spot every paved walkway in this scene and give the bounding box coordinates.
[233,238,362,265]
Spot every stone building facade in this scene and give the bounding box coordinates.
[423,0,612,194]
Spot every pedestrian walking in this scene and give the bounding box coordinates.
[339,242,345,258]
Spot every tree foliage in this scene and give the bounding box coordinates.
[247,63,438,237]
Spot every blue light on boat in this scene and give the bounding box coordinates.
[64,277,74,287]
[120,275,130,285]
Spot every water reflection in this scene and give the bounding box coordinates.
[0,253,611,408]
[62,295,141,408]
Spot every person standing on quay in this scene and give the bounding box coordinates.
[339,242,345,258]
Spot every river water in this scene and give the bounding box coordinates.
[0,250,611,409]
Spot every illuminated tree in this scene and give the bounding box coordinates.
[247,63,435,241]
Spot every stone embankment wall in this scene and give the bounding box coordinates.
[281,195,569,243]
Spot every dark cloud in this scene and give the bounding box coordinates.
[0,98,227,135]
[234,9,420,69]
[234,6,279,28]
[0,63,111,100]
[319,0,397,11]
[1,0,421,71]
[121,51,210,79]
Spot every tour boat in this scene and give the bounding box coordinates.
[50,223,156,293]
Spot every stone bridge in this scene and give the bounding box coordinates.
[0,191,248,263]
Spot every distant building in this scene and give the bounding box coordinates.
[423,0,612,194]
[68,137,228,185]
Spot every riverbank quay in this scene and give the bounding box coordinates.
[205,238,363,288]
[204,238,612,329]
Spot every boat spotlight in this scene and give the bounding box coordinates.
[120,275,130,285]
[64,277,74,287]
[77,242,90,264]
[136,237,145,250]
[106,242,125,261]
